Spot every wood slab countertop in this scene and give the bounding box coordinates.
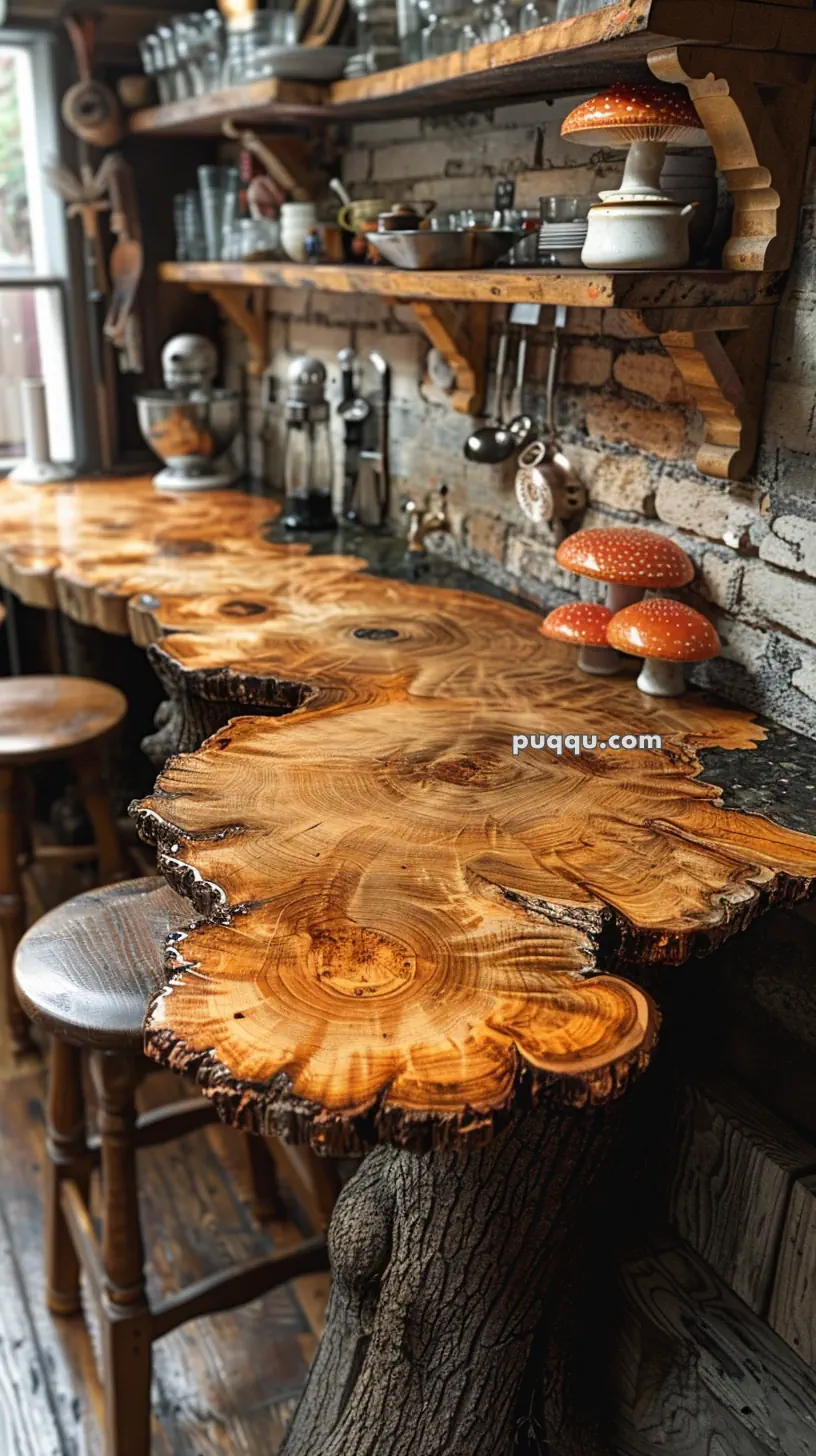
[2,476,815,1150]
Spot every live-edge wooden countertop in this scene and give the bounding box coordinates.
[2,474,815,1150]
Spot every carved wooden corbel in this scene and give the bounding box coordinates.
[408,300,488,415]
[649,45,816,271]
[658,308,775,480]
[191,284,269,375]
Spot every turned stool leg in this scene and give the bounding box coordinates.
[0,766,35,1060]
[72,749,126,885]
[91,1050,152,1456]
[45,1038,90,1315]
[244,1134,285,1223]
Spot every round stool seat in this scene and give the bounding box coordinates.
[13,878,191,1050]
[0,675,127,765]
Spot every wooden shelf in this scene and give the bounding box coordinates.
[129,78,328,136]
[128,0,816,136]
[160,259,782,481]
[159,260,781,312]
[330,0,816,119]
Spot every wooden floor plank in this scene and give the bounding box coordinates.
[0,1072,109,1456]
[0,1067,326,1456]
[0,1208,64,1456]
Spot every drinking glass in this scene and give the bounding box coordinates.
[482,0,512,41]
[222,26,251,87]
[170,15,197,97]
[197,10,225,91]
[228,217,282,260]
[245,10,299,78]
[539,195,592,223]
[421,11,458,54]
[173,193,189,261]
[156,25,187,101]
[556,0,612,14]
[183,190,207,261]
[220,170,241,259]
[198,165,239,261]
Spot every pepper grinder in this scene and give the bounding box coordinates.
[281,356,336,531]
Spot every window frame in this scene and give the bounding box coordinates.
[0,30,77,470]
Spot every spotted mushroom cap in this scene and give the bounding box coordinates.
[607,598,720,663]
[555,527,694,589]
[540,601,613,647]
[561,83,707,147]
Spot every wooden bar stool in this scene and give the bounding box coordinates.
[0,675,128,1062]
[13,876,329,1456]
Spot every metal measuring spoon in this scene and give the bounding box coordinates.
[464,326,514,464]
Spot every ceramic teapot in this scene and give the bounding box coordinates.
[581,197,696,270]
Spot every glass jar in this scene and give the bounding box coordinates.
[244,10,299,79]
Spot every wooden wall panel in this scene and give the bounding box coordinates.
[768,1173,816,1371]
[668,1079,816,1314]
[612,1234,816,1456]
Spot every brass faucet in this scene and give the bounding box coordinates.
[404,485,450,553]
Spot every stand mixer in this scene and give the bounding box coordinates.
[136,334,241,491]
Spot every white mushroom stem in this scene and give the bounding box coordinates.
[605,583,644,613]
[620,138,667,196]
[578,644,619,676]
[636,657,686,697]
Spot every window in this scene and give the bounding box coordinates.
[0,40,73,466]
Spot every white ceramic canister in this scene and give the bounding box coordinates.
[581,199,695,270]
[280,201,318,263]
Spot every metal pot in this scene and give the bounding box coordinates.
[377,202,436,231]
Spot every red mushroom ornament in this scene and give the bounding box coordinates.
[540,601,616,675]
[607,598,720,697]
[555,527,694,613]
[561,83,709,268]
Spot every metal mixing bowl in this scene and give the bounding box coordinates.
[136,389,240,472]
[368,229,517,270]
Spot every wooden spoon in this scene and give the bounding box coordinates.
[302,0,347,47]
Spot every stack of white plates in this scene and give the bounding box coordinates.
[537,219,588,267]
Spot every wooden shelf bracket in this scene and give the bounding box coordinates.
[408,300,488,415]
[649,45,816,271]
[190,283,269,376]
[658,308,775,481]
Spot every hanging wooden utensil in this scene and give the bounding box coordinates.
[61,15,123,149]
[222,120,311,202]
[302,0,347,47]
[217,0,256,30]
[294,0,317,41]
[100,156,144,370]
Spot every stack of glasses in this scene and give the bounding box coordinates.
[174,167,282,263]
[139,12,225,102]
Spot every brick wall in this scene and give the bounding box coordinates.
[228,99,816,739]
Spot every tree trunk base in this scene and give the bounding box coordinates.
[282,1098,624,1456]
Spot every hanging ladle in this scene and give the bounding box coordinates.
[464,325,514,464]
[504,301,540,452]
[506,329,534,451]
